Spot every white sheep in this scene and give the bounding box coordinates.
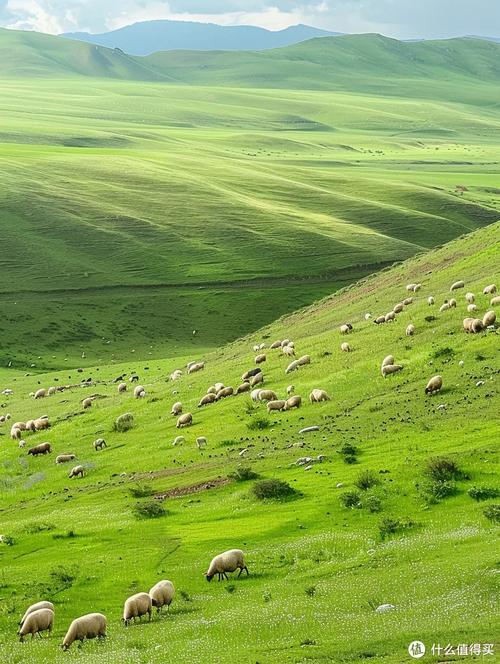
[188,362,205,374]
[18,608,54,641]
[285,395,301,410]
[282,345,295,357]
[465,292,475,304]
[236,382,251,395]
[393,302,404,314]
[402,297,413,306]
[19,601,54,627]
[309,389,330,403]
[171,401,183,416]
[199,393,217,406]
[427,296,435,305]
[250,372,264,386]
[18,439,26,448]
[170,370,182,381]
[34,388,46,400]
[405,324,415,336]
[483,284,497,295]
[214,382,225,392]
[255,353,266,364]
[491,295,500,306]
[340,342,351,352]
[149,580,175,613]
[286,385,294,396]
[267,400,287,413]
[205,549,248,582]
[384,311,396,323]
[285,360,300,374]
[280,339,291,348]
[94,438,107,451]
[450,280,465,292]
[340,324,351,334]
[47,386,56,396]
[61,613,106,650]
[69,465,84,479]
[134,385,146,398]
[406,283,416,292]
[425,375,443,395]
[82,398,92,409]
[381,364,403,377]
[118,382,127,393]
[123,592,152,625]
[270,340,282,349]
[172,435,184,446]
[440,302,450,312]
[364,313,372,320]
[381,355,394,368]
[467,303,477,313]
[56,454,76,464]
[251,388,262,402]
[483,310,496,327]
[297,355,310,366]
[196,436,207,449]
[176,413,193,428]
[258,390,278,402]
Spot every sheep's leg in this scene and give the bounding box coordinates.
[223,572,228,580]
[244,566,249,576]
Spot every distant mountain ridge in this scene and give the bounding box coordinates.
[62,20,340,55]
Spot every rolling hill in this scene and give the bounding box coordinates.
[0,223,498,662]
[63,20,340,55]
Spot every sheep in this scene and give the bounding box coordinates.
[18,608,54,641]
[340,324,351,335]
[13,421,27,431]
[340,342,351,352]
[374,316,386,324]
[216,386,234,400]
[270,340,282,349]
[171,402,183,416]
[19,601,54,627]
[483,310,496,327]
[61,613,107,650]
[267,400,287,413]
[285,395,301,410]
[402,297,413,306]
[214,382,225,392]
[491,296,500,306]
[10,426,21,440]
[253,344,260,352]
[467,303,477,313]
[28,442,51,456]
[69,465,84,479]
[123,592,152,625]
[258,390,278,402]
[34,388,46,400]
[255,354,266,364]
[427,296,435,305]
[483,284,497,295]
[251,388,262,402]
[463,317,474,333]
[282,345,295,357]
[364,313,372,320]
[205,549,248,582]
[280,339,291,348]
[18,439,26,448]
[381,364,403,378]
[465,292,475,304]
[286,385,294,396]
[176,413,193,428]
[412,283,422,292]
[297,355,310,366]
[242,368,261,381]
[236,382,251,395]
[393,303,404,314]
[450,280,465,292]
[449,298,457,308]
[384,311,396,322]
[405,324,415,336]
[172,436,184,446]
[82,398,92,409]
[47,386,57,396]
[118,382,127,393]
[381,355,394,368]
[406,283,416,292]
[149,580,175,613]
[309,389,330,403]
[198,393,217,407]
[33,417,50,431]
[25,419,36,431]
[133,385,146,398]
[170,370,182,381]
[188,362,205,374]
[425,375,443,395]
[250,372,264,387]
[440,302,450,313]
[115,412,134,431]
[196,436,207,449]
[471,318,484,333]
[56,454,76,464]
[94,438,107,451]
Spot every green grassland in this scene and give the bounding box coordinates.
[1,33,500,368]
[0,223,498,663]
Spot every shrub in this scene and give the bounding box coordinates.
[433,347,455,359]
[49,565,78,590]
[424,457,462,483]
[229,466,259,482]
[52,530,77,540]
[247,418,270,431]
[483,504,500,524]
[24,522,55,534]
[0,535,15,546]
[225,584,236,594]
[179,590,191,602]
[424,480,457,501]
[425,315,436,322]
[338,442,358,464]
[361,494,383,513]
[129,483,154,498]
[378,517,415,540]
[305,586,316,597]
[339,490,361,508]
[252,479,298,501]
[133,500,167,519]
[355,470,380,491]
[468,486,499,501]
[113,412,134,433]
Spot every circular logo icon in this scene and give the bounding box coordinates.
[408,641,426,659]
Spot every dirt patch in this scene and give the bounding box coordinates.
[154,477,230,500]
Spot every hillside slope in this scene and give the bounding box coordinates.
[0,223,498,663]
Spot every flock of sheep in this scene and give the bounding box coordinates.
[3,272,497,651]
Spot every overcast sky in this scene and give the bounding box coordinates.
[0,0,497,38]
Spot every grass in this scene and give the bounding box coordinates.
[0,223,498,662]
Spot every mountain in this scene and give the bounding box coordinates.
[62,20,340,55]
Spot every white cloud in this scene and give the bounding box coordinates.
[6,0,66,33]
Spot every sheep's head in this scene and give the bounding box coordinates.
[204,573,214,582]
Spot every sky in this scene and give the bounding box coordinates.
[0,0,497,39]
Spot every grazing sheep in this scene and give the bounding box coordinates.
[483,310,496,327]
[286,385,294,396]
[196,437,207,449]
[94,438,107,451]
[297,355,311,366]
[18,608,54,641]
[309,389,330,403]
[440,302,450,313]
[18,439,26,448]
[491,295,500,306]
[270,340,282,349]
[467,303,477,313]
[198,393,217,407]
[250,372,264,387]
[381,364,403,378]
[282,345,295,357]
[393,303,404,314]
[34,417,50,431]
[129,374,140,383]
[450,280,465,292]
[118,382,127,393]
[258,390,278,402]
[406,283,416,292]
[61,613,107,650]
[170,370,182,381]
[82,398,92,409]
[340,324,351,335]
[381,355,395,368]
[28,442,51,456]
[34,388,46,400]
[251,389,262,402]
[255,354,266,364]
[253,344,260,352]
[471,318,484,333]
[236,382,251,395]
[242,368,261,381]
[25,419,36,432]
[384,311,396,322]
[463,317,474,333]
[206,386,217,395]
[205,549,248,582]
[285,395,301,410]
[216,386,234,400]
[449,298,457,308]
[280,339,291,348]
[13,421,27,431]
[214,382,225,392]
[267,400,287,413]
[427,296,435,305]
[412,283,422,292]
[123,592,152,625]
[19,601,54,627]
[10,427,21,440]
[172,436,184,446]
[188,362,205,375]
[340,342,351,352]
[134,385,146,398]
[149,580,175,613]
[171,402,183,416]
[465,292,475,304]
[47,386,56,396]
[69,465,84,479]
[483,284,497,295]
[374,315,386,324]
[402,297,413,306]
[425,375,443,395]
[176,413,193,428]
[56,454,76,464]
[406,324,415,336]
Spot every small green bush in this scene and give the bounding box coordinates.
[338,443,358,464]
[225,584,236,594]
[361,494,383,513]
[305,586,316,597]
[133,500,167,519]
[339,490,361,508]
[483,504,500,524]
[129,483,154,498]
[247,418,270,431]
[424,457,462,483]
[252,479,298,500]
[378,517,415,540]
[24,522,55,534]
[468,486,499,501]
[0,535,15,546]
[52,530,77,540]
[49,565,78,589]
[433,347,455,359]
[229,466,259,481]
[355,470,380,491]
